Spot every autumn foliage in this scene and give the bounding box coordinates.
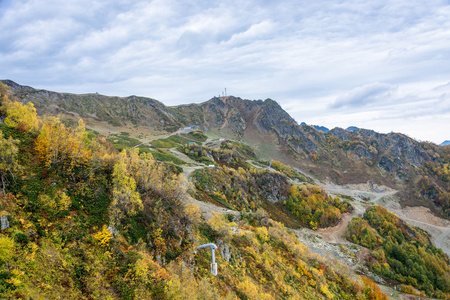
[348,205,450,298]
[0,87,390,299]
[286,184,353,229]
[35,117,90,168]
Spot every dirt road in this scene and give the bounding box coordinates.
[320,180,450,256]
[316,202,366,244]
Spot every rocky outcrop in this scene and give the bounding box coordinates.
[254,99,297,137]
[328,127,349,141]
[380,133,431,167]
[255,171,290,203]
[351,145,376,160]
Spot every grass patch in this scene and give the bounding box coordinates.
[144,148,187,165]
[150,135,189,148]
[185,131,207,142]
[166,135,190,145]
[106,132,141,151]
[151,132,207,148]
[150,139,178,148]
[221,141,257,160]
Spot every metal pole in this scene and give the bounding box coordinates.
[198,243,218,276]
[211,247,215,264]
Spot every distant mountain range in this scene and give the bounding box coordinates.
[300,123,360,134]
[441,140,450,146]
[346,126,359,132]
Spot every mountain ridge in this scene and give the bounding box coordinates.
[2,79,449,218]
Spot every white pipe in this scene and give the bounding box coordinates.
[198,243,218,276]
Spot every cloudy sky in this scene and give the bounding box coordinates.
[1,0,450,144]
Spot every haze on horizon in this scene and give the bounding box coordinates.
[1,0,449,144]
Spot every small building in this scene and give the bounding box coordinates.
[219,138,226,142]
[184,126,200,131]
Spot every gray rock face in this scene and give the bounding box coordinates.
[255,99,298,138]
[257,172,290,203]
[351,145,375,160]
[353,128,381,140]
[381,133,431,167]
[379,156,396,173]
[1,215,9,230]
[328,127,349,141]
[378,156,407,179]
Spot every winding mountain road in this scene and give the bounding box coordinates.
[436,229,450,254]
[397,214,450,256]
[135,128,450,259]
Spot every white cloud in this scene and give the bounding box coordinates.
[1,0,450,143]
[330,83,397,109]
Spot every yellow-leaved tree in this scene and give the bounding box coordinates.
[93,225,113,247]
[0,82,11,108]
[110,150,142,225]
[0,234,14,264]
[4,101,39,132]
[0,83,13,120]
[0,131,21,193]
[35,117,90,168]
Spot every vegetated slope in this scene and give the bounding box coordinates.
[168,93,450,220]
[172,97,450,219]
[1,80,181,133]
[2,80,449,219]
[177,138,352,230]
[347,205,450,298]
[0,84,391,299]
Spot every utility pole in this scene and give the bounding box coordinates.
[225,87,227,96]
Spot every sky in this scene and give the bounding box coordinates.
[1,0,450,144]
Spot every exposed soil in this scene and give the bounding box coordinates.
[318,180,450,256]
[316,202,366,244]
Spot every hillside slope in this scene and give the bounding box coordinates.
[0,83,394,299]
[3,80,448,219]
[3,81,450,298]
[3,81,450,217]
